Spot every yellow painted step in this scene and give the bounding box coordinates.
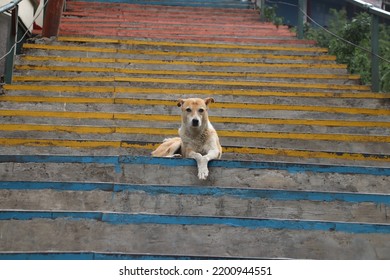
[0,138,389,163]
[0,96,388,115]
[1,123,389,143]
[4,84,387,99]
[22,55,345,70]
[11,75,370,91]
[57,36,330,53]
[22,43,335,61]
[15,65,361,80]
[2,109,390,128]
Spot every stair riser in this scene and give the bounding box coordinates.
[2,102,389,121]
[1,219,389,259]
[16,62,349,76]
[64,0,253,9]
[1,161,389,192]
[2,140,390,167]
[58,30,315,44]
[63,10,261,20]
[13,72,358,86]
[61,18,286,31]
[66,1,254,11]
[62,11,261,22]
[7,81,369,93]
[21,47,335,62]
[20,54,338,69]
[49,37,325,53]
[59,23,294,37]
[3,116,390,136]
[60,27,284,41]
[1,128,390,154]
[17,61,345,74]
[5,83,385,98]
[1,93,384,110]
[1,188,389,223]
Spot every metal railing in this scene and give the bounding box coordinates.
[2,0,389,91]
[346,0,390,92]
[260,0,390,92]
[1,0,53,85]
[0,0,23,84]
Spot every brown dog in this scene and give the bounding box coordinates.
[152,97,222,180]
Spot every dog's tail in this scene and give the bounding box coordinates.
[151,137,182,157]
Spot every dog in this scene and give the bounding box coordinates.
[152,97,222,180]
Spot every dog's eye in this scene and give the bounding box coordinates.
[186,108,192,112]
[198,108,204,113]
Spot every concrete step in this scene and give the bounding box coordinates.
[1,155,389,191]
[2,209,390,259]
[0,131,389,160]
[13,65,361,85]
[11,37,365,90]
[59,20,295,38]
[2,0,389,261]
[0,252,248,260]
[3,110,390,134]
[1,92,388,118]
[17,54,350,75]
[8,76,370,92]
[1,87,389,165]
[18,42,343,74]
[55,36,323,52]
[0,139,389,168]
[3,83,385,102]
[21,38,336,61]
[1,155,390,259]
[1,181,390,224]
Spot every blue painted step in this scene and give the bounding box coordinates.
[2,210,390,234]
[2,155,390,176]
[2,155,390,258]
[1,181,390,205]
[0,252,258,260]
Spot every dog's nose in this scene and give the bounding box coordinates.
[192,119,200,127]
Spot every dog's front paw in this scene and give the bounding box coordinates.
[197,166,209,180]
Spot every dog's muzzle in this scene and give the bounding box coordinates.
[192,119,200,127]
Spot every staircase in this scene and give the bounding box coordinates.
[1,0,390,259]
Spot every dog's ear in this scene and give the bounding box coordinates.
[204,97,215,106]
[177,99,185,107]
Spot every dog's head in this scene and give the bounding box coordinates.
[177,97,214,129]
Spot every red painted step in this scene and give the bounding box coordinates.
[59,1,315,45]
[62,10,261,25]
[60,21,295,36]
[61,17,288,31]
[66,1,255,15]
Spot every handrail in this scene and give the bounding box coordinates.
[261,0,390,92]
[346,0,390,19]
[333,0,390,92]
[0,0,23,14]
[1,0,65,84]
[0,0,23,84]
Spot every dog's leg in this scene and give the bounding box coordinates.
[188,149,220,180]
[188,151,209,180]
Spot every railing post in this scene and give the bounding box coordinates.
[370,13,380,92]
[42,0,65,37]
[297,0,306,39]
[4,5,18,84]
[260,0,265,22]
